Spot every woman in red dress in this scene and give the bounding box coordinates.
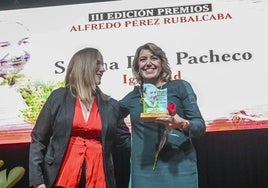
[29,48,130,188]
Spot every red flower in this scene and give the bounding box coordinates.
[167,103,176,116]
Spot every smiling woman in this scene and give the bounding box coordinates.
[29,47,130,188]
[119,42,205,188]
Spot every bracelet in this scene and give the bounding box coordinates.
[182,120,190,132]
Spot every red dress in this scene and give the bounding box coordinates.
[54,97,106,188]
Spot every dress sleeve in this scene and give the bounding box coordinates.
[118,93,131,118]
[180,80,206,138]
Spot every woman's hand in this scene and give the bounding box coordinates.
[155,114,189,131]
[34,184,46,188]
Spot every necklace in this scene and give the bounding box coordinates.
[158,81,166,89]
[82,102,91,111]
[80,99,93,112]
[80,99,93,121]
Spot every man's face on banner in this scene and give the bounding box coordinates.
[0,21,31,78]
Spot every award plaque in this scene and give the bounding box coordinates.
[140,83,169,122]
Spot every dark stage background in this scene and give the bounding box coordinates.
[1,128,268,188]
